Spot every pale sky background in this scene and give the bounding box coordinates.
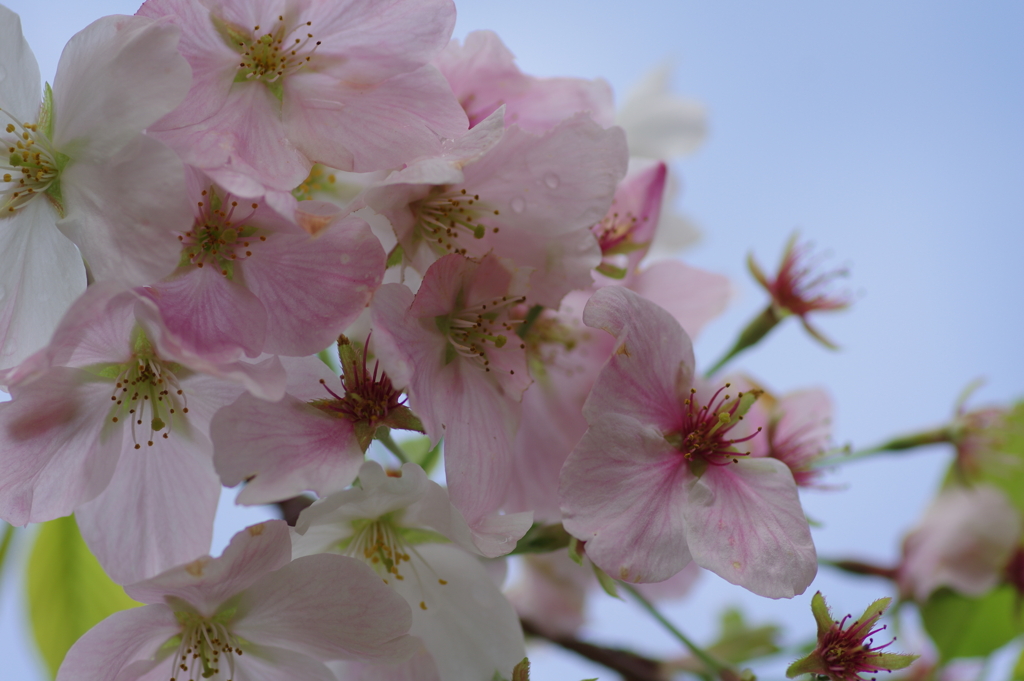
[1,1,1023,680]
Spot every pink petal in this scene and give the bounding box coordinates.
[235,553,417,661]
[56,604,179,681]
[284,65,468,172]
[125,520,292,611]
[147,266,268,359]
[582,286,693,431]
[75,425,220,585]
[243,216,384,356]
[683,457,817,598]
[627,260,733,339]
[212,393,364,504]
[0,372,118,525]
[560,414,693,583]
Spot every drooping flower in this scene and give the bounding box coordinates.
[748,232,851,349]
[897,484,1021,602]
[0,283,285,583]
[787,592,918,681]
[0,7,193,370]
[371,253,533,547]
[293,461,527,681]
[57,520,417,681]
[139,0,469,196]
[559,286,816,598]
[212,338,422,505]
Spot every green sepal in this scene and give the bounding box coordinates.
[809,590,834,637]
[27,515,140,677]
[595,262,628,279]
[509,523,572,555]
[337,336,361,383]
[382,405,425,434]
[512,657,530,681]
[353,421,376,452]
[603,239,648,257]
[386,244,405,268]
[568,537,584,565]
[591,561,621,599]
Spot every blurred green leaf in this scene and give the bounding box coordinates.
[919,586,1024,662]
[975,400,1024,514]
[27,515,140,678]
[509,523,572,555]
[400,436,442,474]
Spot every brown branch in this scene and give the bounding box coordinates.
[521,618,670,681]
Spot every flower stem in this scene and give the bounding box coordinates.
[376,429,410,465]
[0,524,15,583]
[814,427,952,469]
[703,306,782,378]
[623,583,731,677]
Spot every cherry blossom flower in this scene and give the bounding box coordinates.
[212,339,422,505]
[362,112,628,309]
[748,232,851,349]
[897,484,1021,602]
[139,0,468,196]
[0,284,284,583]
[145,170,384,359]
[616,63,707,160]
[787,592,917,681]
[0,8,192,370]
[559,286,816,598]
[371,253,533,545]
[57,520,417,681]
[763,388,834,487]
[434,30,615,132]
[293,461,526,681]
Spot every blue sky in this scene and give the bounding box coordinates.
[2,1,1023,679]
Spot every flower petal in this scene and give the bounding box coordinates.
[683,457,817,598]
[56,604,179,681]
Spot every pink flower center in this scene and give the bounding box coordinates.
[178,189,264,278]
[1,110,59,214]
[316,356,405,426]
[592,208,643,255]
[667,384,761,468]
[819,612,897,681]
[414,187,501,256]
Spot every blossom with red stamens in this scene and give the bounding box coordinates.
[559,286,816,598]
[787,592,918,681]
[749,233,851,348]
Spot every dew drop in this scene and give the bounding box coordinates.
[543,172,560,189]
[509,196,526,214]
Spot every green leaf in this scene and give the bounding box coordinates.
[919,586,1024,662]
[509,523,572,555]
[568,537,584,566]
[27,515,141,677]
[1012,644,1024,681]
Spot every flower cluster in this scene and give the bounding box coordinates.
[0,1,896,679]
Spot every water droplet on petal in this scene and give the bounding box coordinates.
[510,196,526,214]
[543,172,560,189]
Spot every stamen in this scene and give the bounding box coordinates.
[0,107,59,214]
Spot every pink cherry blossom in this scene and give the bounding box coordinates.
[559,286,816,598]
[145,170,384,359]
[434,30,615,133]
[139,0,468,196]
[0,283,284,583]
[362,113,628,309]
[765,388,834,487]
[897,484,1022,602]
[371,254,533,543]
[57,520,417,681]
